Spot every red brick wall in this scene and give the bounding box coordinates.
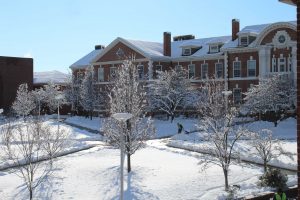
[0,56,33,112]
[227,52,259,78]
[260,27,296,45]
[96,42,145,62]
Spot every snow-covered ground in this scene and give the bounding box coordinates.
[0,141,296,200]
[65,116,198,138]
[168,117,297,170]
[0,116,297,199]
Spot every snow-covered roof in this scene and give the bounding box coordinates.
[34,70,69,84]
[70,49,103,70]
[125,39,164,58]
[171,36,231,58]
[222,21,296,50]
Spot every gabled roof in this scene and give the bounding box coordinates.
[70,49,103,70]
[34,70,69,84]
[92,37,168,63]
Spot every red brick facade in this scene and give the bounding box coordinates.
[0,56,33,112]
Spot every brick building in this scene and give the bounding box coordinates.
[0,56,33,112]
[70,19,297,110]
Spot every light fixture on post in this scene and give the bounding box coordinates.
[112,112,133,200]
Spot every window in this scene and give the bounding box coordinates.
[137,65,144,79]
[247,60,256,77]
[175,65,182,71]
[182,48,191,56]
[215,63,223,78]
[278,58,286,72]
[98,67,104,81]
[240,36,248,46]
[201,63,208,79]
[77,71,84,80]
[288,57,292,72]
[110,67,116,80]
[272,58,277,72]
[188,64,195,79]
[233,61,241,77]
[233,88,242,104]
[154,65,162,78]
[210,45,219,53]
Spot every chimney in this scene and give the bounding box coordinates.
[163,32,171,56]
[232,19,240,41]
[95,45,105,50]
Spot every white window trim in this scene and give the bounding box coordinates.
[210,45,219,53]
[247,60,256,77]
[233,88,242,104]
[155,65,162,72]
[98,67,104,82]
[215,62,223,79]
[137,64,144,79]
[240,36,248,46]
[188,64,195,79]
[182,48,191,56]
[110,66,116,79]
[233,61,241,78]
[201,63,208,79]
[278,58,286,72]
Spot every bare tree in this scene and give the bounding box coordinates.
[31,88,46,117]
[43,82,63,113]
[148,66,192,122]
[249,129,293,173]
[243,74,295,126]
[64,73,81,116]
[103,59,155,173]
[197,79,248,191]
[1,118,68,199]
[12,83,35,119]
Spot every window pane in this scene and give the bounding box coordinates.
[201,64,208,79]
[188,64,195,79]
[138,65,144,79]
[98,67,104,81]
[247,60,256,77]
[233,89,241,104]
[215,63,223,78]
[233,61,241,77]
[110,67,116,79]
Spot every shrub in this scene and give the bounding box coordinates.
[258,168,288,189]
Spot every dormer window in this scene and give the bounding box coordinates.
[209,45,219,53]
[240,36,248,46]
[182,48,191,56]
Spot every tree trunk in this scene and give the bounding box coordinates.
[171,114,174,123]
[30,189,33,200]
[127,153,131,173]
[90,110,93,120]
[223,168,229,191]
[263,159,267,173]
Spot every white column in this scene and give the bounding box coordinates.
[224,52,228,91]
[148,60,153,80]
[258,47,271,80]
[292,46,297,86]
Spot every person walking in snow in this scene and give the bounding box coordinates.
[177,123,183,134]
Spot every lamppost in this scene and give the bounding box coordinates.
[112,112,133,200]
[222,90,232,112]
[55,94,64,133]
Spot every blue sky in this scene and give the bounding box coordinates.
[0,0,296,73]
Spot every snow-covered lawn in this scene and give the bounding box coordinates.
[65,116,198,138]
[0,119,103,169]
[0,141,296,200]
[168,117,297,170]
